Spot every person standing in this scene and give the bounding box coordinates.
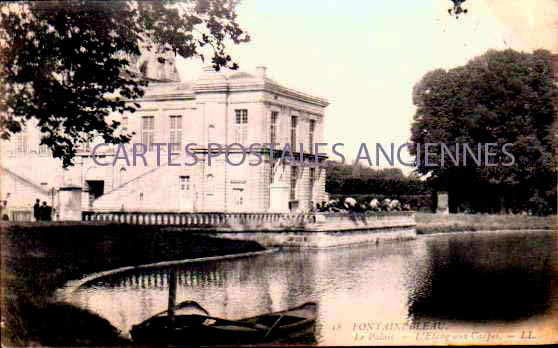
[40,201,52,222]
[45,203,53,221]
[1,201,8,221]
[33,199,41,221]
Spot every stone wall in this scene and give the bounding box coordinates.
[81,210,416,248]
[215,228,416,249]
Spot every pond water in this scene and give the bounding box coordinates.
[65,230,557,345]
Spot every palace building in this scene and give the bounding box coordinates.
[0,57,329,219]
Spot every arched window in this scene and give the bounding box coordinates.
[206,174,214,195]
[208,124,216,143]
[119,167,127,186]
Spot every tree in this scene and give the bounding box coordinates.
[0,1,249,166]
[410,49,557,214]
[325,161,430,196]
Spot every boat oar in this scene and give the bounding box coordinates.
[263,314,284,339]
[168,270,177,322]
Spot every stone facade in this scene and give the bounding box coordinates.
[1,65,329,218]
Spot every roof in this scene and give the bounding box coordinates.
[138,66,329,108]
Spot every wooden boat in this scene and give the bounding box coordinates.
[130,301,317,345]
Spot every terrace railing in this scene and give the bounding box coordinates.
[81,211,316,227]
[81,210,415,229]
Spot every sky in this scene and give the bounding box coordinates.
[176,0,558,172]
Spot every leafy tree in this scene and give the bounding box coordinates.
[0,0,249,166]
[410,49,557,214]
[325,161,430,196]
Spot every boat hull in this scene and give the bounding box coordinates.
[130,302,317,345]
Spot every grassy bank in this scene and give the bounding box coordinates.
[1,223,265,346]
[416,212,556,234]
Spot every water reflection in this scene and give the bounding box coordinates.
[67,230,556,344]
[408,231,557,322]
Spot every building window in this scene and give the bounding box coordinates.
[15,131,27,154]
[270,111,278,146]
[234,109,248,143]
[290,166,298,201]
[309,167,315,204]
[291,116,297,149]
[39,144,49,155]
[208,124,216,143]
[141,116,154,150]
[233,188,244,208]
[84,138,91,152]
[179,176,190,191]
[309,119,315,154]
[122,116,129,132]
[119,167,127,186]
[169,115,182,151]
[206,174,214,195]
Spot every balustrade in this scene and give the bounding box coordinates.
[81,210,414,229]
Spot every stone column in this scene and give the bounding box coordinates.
[437,191,449,215]
[268,160,290,213]
[268,183,290,213]
[58,186,82,221]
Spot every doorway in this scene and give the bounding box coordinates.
[86,180,104,207]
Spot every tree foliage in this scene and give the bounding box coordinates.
[0,0,249,166]
[325,161,431,210]
[326,161,430,196]
[410,49,558,214]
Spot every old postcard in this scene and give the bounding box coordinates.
[1,0,557,346]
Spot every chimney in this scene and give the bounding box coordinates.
[256,66,267,78]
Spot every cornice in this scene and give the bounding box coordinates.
[263,100,324,118]
[139,93,195,102]
[193,78,329,108]
[263,80,329,108]
[136,75,329,108]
